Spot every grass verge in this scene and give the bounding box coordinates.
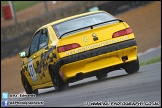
[140,56,161,66]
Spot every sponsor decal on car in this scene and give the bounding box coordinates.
[66,36,129,55]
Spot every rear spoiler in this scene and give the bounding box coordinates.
[59,19,123,39]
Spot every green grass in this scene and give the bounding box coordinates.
[140,56,161,66]
[1,1,41,17]
[1,1,8,5]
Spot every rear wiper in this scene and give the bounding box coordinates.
[59,19,123,39]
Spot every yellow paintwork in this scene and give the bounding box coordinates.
[20,10,138,91]
[61,46,137,81]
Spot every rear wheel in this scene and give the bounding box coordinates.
[21,73,38,94]
[96,73,107,80]
[49,66,68,90]
[124,57,139,74]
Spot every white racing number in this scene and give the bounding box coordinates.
[28,58,38,82]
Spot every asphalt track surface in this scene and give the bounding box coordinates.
[6,47,161,107]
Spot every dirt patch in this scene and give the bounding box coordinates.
[1,56,23,94]
[1,1,161,94]
[116,1,161,53]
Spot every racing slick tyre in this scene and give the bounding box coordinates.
[124,57,139,74]
[21,72,38,95]
[49,65,69,91]
[96,72,107,80]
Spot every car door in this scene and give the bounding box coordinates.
[35,28,52,84]
[27,30,44,86]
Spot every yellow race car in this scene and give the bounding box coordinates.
[19,11,139,94]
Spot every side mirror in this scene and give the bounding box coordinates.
[19,51,28,58]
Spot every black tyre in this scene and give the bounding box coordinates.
[124,57,139,74]
[21,73,38,94]
[49,66,68,90]
[96,73,107,80]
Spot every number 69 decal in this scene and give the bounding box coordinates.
[28,58,38,82]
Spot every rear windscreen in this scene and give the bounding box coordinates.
[53,12,116,38]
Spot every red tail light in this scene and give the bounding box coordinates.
[57,43,81,53]
[112,28,133,38]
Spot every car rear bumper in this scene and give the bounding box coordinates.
[52,39,137,81]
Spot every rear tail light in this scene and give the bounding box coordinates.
[112,28,133,38]
[57,43,81,53]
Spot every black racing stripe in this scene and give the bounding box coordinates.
[52,39,137,72]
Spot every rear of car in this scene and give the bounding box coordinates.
[51,11,139,83]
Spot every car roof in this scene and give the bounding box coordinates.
[40,10,107,29]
